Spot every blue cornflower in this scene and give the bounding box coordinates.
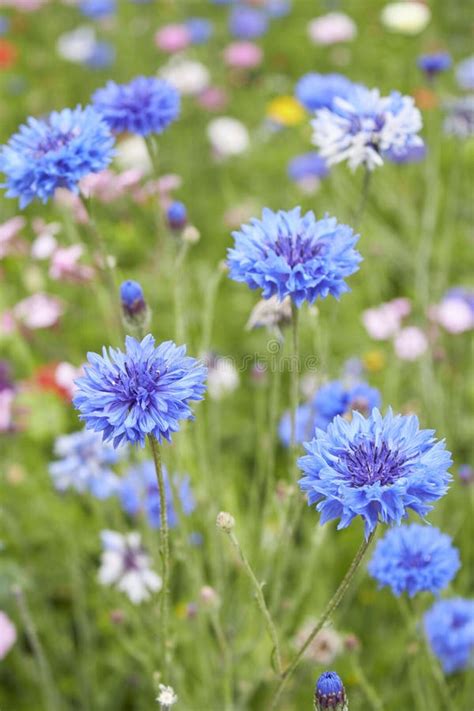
[227,207,361,308]
[0,106,114,209]
[424,598,474,674]
[298,408,452,538]
[85,41,116,70]
[73,334,207,448]
[417,52,452,78]
[119,460,195,528]
[266,0,291,19]
[456,55,474,91]
[79,0,115,19]
[0,16,9,36]
[312,85,423,171]
[92,76,180,136]
[295,73,355,112]
[167,201,187,230]
[120,280,146,315]
[368,524,460,597]
[279,380,381,446]
[315,671,347,711]
[287,152,329,182]
[229,6,268,39]
[186,18,213,44]
[49,429,124,499]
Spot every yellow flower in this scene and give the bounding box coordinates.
[267,96,305,126]
[363,350,386,372]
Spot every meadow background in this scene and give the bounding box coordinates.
[0,1,473,709]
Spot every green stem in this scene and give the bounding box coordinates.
[210,611,233,710]
[223,529,283,676]
[271,529,376,708]
[289,301,300,457]
[354,166,372,229]
[13,586,60,711]
[173,241,189,344]
[148,435,171,675]
[351,654,384,711]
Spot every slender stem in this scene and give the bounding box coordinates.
[354,166,372,229]
[223,529,283,676]
[148,435,171,675]
[210,611,233,710]
[351,654,385,711]
[289,301,300,456]
[13,586,60,711]
[271,529,376,708]
[173,241,189,344]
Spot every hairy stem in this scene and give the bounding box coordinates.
[271,529,376,708]
[354,166,372,229]
[289,301,300,457]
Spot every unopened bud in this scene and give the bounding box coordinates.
[120,280,150,331]
[216,511,235,532]
[200,585,220,608]
[166,201,187,231]
[182,225,200,244]
[315,671,348,711]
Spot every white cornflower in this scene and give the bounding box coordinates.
[312,85,423,171]
[207,117,250,158]
[98,531,162,604]
[156,684,178,709]
[160,58,210,96]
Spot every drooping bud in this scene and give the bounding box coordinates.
[314,671,348,711]
[216,511,235,533]
[120,280,150,332]
[166,201,187,231]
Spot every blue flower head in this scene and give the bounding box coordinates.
[424,598,474,674]
[368,524,460,597]
[73,335,207,448]
[298,408,452,538]
[312,85,423,171]
[0,106,115,208]
[417,52,452,78]
[229,5,268,39]
[228,208,361,308]
[79,0,115,19]
[49,429,125,499]
[456,55,474,91]
[295,73,355,112]
[315,671,347,710]
[92,76,180,136]
[167,201,187,230]
[186,18,213,44]
[85,41,116,70]
[287,152,329,182]
[120,460,195,528]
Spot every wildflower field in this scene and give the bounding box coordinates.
[0,1,473,710]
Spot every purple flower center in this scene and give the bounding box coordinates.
[339,439,412,487]
[35,130,76,157]
[123,547,140,572]
[273,232,326,267]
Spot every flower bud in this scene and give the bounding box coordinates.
[200,585,220,608]
[166,201,187,231]
[120,280,150,331]
[216,511,235,532]
[315,671,348,711]
[182,225,200,244]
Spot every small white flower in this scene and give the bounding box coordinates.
[98,531,162,604]
[207,117,250,158]
[115,136,152,175]
[156,684,178,708]
[307,12,357,45]
[160,58,210,96]
[380,2,431,36]
[56,26,97,63]
[205,355,239,401]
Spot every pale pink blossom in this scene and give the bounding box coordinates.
[197,86,229,112]
[155,24,191,53]
[0,390,15,432]
[49,245,94,282]
[31,233,58,260]
[394,326,428,360]
[430,298,474,334]
[13,293,64,330]
[223,41,263,69]
[55,362,83,399]
[80,169,143,203]
[362,298,411,340]
[0,0,47,10]
[308,12,357,45]
[0,217,26,259]
[0,612,16,658]
[54,189,89,224]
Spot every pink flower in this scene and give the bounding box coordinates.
[197,86,229,112]
[55,361,83,399]
[80,169,143,203]
[0,216,26,259]
[431,298,474,334]
[223,41,263,69]
[308,12,357,45]
[394,326,428,361]
[155,24,191,53]
[0,390,15,432]
[13,293,64,330]
[0,0,47,10]
[49,245,94,283]
[362,298,411,340]
[0,611,16,659]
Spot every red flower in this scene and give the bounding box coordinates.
[0,40,18,70]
